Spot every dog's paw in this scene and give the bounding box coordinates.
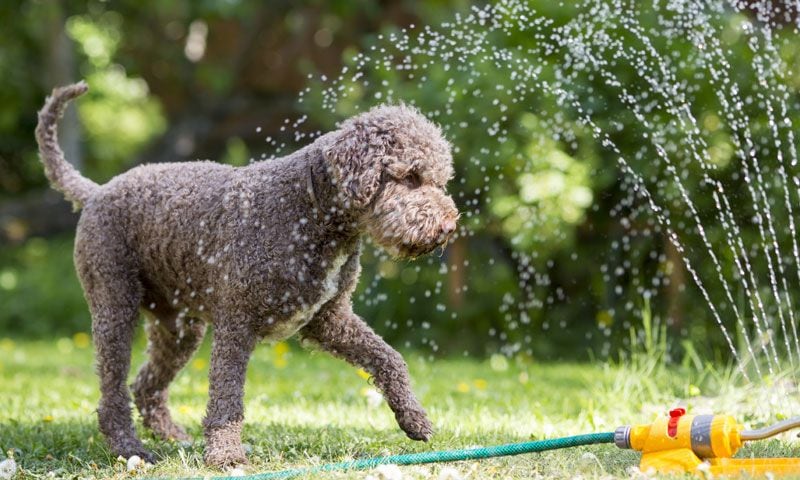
[397,408,434,441]
[204,427,248,469]
[158,422,193,443]
[142,414,193,442]
[204,447,248,469]
[171,428,193,443]
[114,443,157,465]
[140,450,158,465]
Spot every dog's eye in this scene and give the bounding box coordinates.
[401,172,422,188]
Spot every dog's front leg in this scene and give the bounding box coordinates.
[301,304,433,441]
[203,319,257,468]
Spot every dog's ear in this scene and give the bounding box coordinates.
[323,121,393,209]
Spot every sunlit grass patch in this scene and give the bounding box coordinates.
[0,339,797,479]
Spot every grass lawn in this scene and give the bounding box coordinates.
[0,336,798,479]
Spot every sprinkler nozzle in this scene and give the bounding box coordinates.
[740,417,800,441]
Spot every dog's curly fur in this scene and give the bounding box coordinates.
[35,82,459,467]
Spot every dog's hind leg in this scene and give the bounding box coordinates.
[132,310,206,442]
[300,304,434,442]
[75,228,153,462]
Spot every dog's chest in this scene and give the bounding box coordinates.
[267,252,349,339]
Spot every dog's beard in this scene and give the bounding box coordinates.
[396,240,440,259]
[372,228,453,259]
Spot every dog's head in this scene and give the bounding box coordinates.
[323,104,459,258]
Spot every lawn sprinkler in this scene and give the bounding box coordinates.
[160,409,800,479]
[614,408,800,477]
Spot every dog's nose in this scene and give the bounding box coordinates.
[441,219,457,236]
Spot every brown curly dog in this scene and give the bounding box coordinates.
[35,81,459,468]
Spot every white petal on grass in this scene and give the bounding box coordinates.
[626,466,648,479]
[228,467,247,477]
[438,466,465,480]
[126,455,143,472]
[0,459,16,480]
[364,387,384,408]
[372,464,403,480]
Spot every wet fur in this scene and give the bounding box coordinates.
[35,82,458,467]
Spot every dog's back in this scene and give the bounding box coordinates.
[77,161,234,301]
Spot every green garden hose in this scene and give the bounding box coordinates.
[170,432,615,480]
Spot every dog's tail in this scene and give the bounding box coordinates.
[35,81,99,210]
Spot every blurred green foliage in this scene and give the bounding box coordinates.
[0,236,86,337]
[67,12,166,180]
[0,2,165,191]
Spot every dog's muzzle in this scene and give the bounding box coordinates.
[398,217,457,258]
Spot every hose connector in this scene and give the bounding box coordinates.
[614,425,631,449]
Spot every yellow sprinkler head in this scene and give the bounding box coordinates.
[615,408,800,477]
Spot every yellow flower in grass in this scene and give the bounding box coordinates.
[178,405,192,415]
[456,382,471,393]
[43,415,54,423]
[273,341,290,355]
[73,332,91,349]
[356,368,371,380]
[191,358,207,371]
[273,341,289,369]
[473,379,488,390]
[0,338,14,352]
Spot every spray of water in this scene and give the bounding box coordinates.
[185,0,800,376]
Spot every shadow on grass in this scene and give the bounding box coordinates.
[1,418,647,477]
[0,419,437,469]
